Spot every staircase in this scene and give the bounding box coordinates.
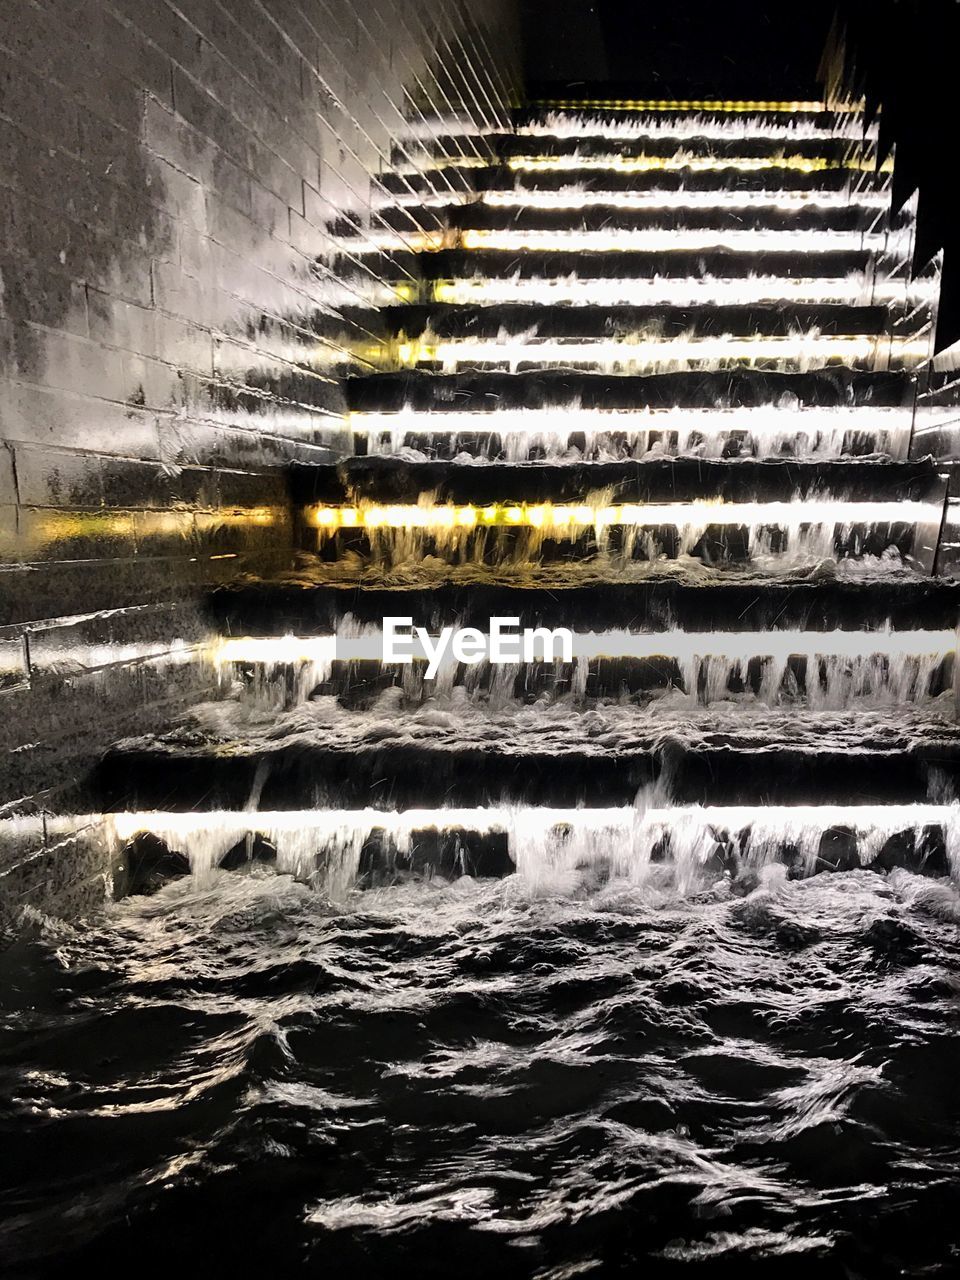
[97,98,960,897]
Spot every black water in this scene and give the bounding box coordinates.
[2,867,960,1277]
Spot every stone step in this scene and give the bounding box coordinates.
[346,368,912,413]
[347,404,913,461]
[382,303,891,341]
[89,713,960,811]
[342,246,878,287]
[379,165,877,197]
[207,576,960,637]
[446,202,879,236]
[293,455,942,505]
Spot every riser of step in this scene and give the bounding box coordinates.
[375,206,882,235]
[348,420,910,462]
[514,106,853,127]
[343,248,877,283]
[494,135,865,161]
[89,740,960,811]
[383,304,891,340]
[292,457,942,505]
[379,168,879,196]
[207,579,960,636]
[347,369,913,411]
[109,815,953,896]
[222,656,955,710]
[443,205,880,234]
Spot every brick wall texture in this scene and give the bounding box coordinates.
[0,0,522,826]
[0,0,521,616]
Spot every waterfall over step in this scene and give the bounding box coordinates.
[69,98,960,897]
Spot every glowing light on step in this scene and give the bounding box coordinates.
[394,333,926,372]
[305,499,933,533]
[528,100,847,113]
[108,803,959,850]
[484,188,889,212]
[389,188,889,212]
[459,227,883,253]
[430,276,916,308]
[105,803,960,893]
[214,629,956,667]
[337,228,448,252]
[507,154,888,175]
[350,409,911,460]
[517,112,859,142]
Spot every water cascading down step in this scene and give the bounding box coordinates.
[86,97,960,898]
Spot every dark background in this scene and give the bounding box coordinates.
[519,0,960,352]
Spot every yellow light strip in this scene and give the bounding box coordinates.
[305,499,934,533]
[507,154,886,175]
[458,227,882,253]
[529,99,837,113]
[336,229,449,253]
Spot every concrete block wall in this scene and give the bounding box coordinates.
[0,0,522,827]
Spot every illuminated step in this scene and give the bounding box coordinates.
[350,407,911,461]
[337,226,887,256]
[214,622,956,708]
[102,802,960,894]
[0,640,199,679]
[214,629,955,706]
[93,717,960,810]
[526,99,847,113]
[208,577,960,641]
[348,368,914,416]
[383,249,879,291]
[429,276,906,308]
[296,456,940,507]
[108,803,959,846]
[410,304,888,342]
[304,499,934,532]
[506,153,889,176]
[378,164,876,199]
[387,188,891,212]
[516,111,869,143]
[297,455,945,570]
[457,227,884,253]
[215,629,957,668]
[394,333,925,374]
[454,202,879,237]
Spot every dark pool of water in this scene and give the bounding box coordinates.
[2,867,960,1277]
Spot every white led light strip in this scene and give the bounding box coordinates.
[432,277,916,308]
[385,188,890,213]
[458,228,882,253]
[507,154,887,175]
[9,805,955,851]
[401,334,926,372]
[349,407,910,441]
[517,112,863,143]
[11,804,955,901]
[214,629,956,667]
[54,802,956,896]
